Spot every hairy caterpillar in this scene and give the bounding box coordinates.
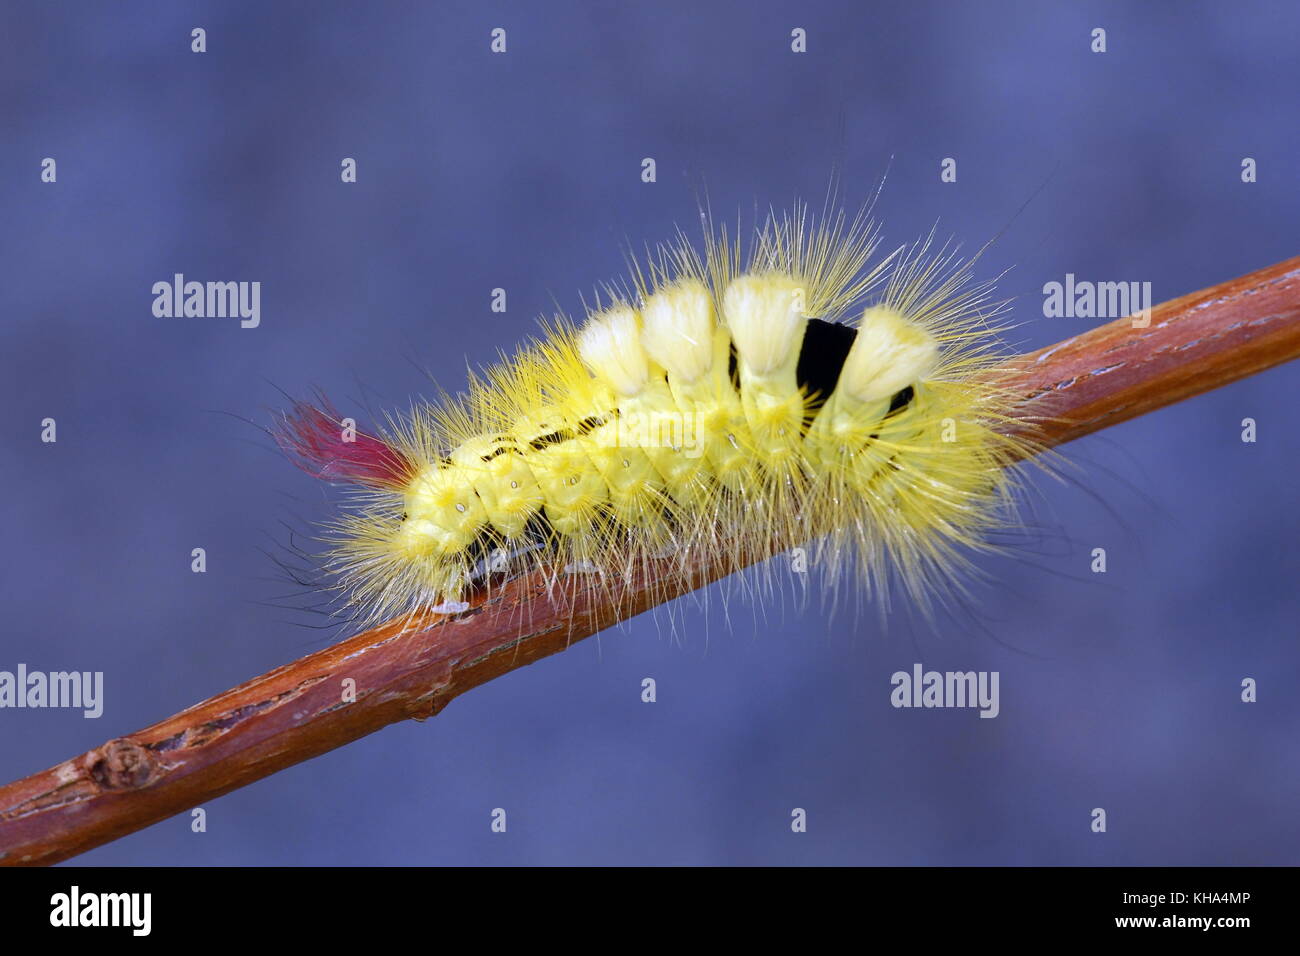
[276,201,1038,631]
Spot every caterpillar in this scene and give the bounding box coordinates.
[275,200,1039,631]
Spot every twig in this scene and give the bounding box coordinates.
[3,256,1298,865]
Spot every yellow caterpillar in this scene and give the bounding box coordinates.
[277,201,1037,629]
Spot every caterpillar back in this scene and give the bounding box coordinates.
[276,201,1037,632]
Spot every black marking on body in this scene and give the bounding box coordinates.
[869,386,917,441]
[727,344,741,392]
[796,318,859,410]
[886,385,915,417]
[528,428,574,450]
[524,414,607,452]
[462,513,557,585]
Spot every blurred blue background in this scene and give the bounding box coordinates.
[1,0,1297,865]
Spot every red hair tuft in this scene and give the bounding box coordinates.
[274,400,414,488]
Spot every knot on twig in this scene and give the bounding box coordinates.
[84,738,161,791]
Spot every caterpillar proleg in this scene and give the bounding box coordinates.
[276,201,1039,631]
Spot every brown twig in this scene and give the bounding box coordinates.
[3,256,1299,866]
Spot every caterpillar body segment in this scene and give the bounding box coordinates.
[277,206,1035,628]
